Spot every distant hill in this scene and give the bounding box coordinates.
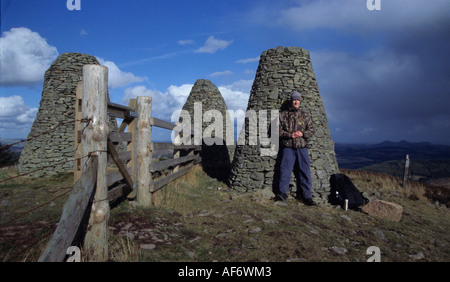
[0,139,25,153]
[335,140,450,181]
[335,140,450,170]
[0,139,24,166]
[360,159,450,179]
[2,138,450,179]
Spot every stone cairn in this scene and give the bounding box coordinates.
[18,53,115,177]
[229,46,339,204]
[180,79,234,182]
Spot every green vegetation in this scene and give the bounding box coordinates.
[1,165,449,262]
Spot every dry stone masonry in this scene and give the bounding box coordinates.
[180,79,234,182]
[18,47,337,205]
[229,46,339,204]
[18,53,115,177]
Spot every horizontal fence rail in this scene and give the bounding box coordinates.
[38,156,98,262]
[40,64,201,262]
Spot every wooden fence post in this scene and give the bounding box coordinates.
[135,96,153,207]
[402,154,410,188]
[81,64,110,261]
[173,122,181,174]
[74,81,83,184]
[128,99,137,185]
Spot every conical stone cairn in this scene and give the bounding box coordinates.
[229,46,339,204]
[18,53,115,177]
[180,79,234,182]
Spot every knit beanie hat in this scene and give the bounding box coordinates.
[290,91,302,101]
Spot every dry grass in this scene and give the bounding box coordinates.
[1,164,449,262]
[342,169,425,199]
[0,166,74,262]
[108,234,143,262]
[343,169,449,206]
[152,165,218,209]
[109,166,449,262]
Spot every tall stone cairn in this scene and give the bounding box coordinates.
[19,53,106,177]
[229,46,339,204]
[180,79,234,182]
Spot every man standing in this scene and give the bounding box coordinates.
[277,91,316,206]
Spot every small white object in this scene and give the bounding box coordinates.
[345,199,348,211]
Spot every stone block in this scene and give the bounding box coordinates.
[362,199,403,222]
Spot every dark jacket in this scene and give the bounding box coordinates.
[279,106,314,148]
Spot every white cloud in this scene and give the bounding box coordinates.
[166,84,194,107]
[0,96,36,120]
[209,70,233,77]
[218,80,252,113]
[121,80,251,123]
[122,84,193,120]
[121,80,252,141]
[0,96,37,138]
[0,27,58,86]
[236,57,260,64]
[195,36,233,54]
[96,57,147,88]
[178,39,194,45]
[80,29,88,36]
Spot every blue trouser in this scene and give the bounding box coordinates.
[278,147,312,199]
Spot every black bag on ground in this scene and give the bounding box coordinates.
[329,173,369,210]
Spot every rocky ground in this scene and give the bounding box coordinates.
[1,166,448,262]
[107,167,449,262]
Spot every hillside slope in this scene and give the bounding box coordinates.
[1,166,448,262]
[108,166,449,262]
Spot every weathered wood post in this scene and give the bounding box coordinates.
[74,81,83,184]
[135,96,153,206]
[81,65,110,261]
[402,154,410,188]
[173,122,181,174]
[128,99,137,185]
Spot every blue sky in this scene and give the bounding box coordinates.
[1,0,449,144]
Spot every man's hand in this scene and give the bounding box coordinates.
[291,131,303,138]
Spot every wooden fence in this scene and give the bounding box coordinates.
[39,65,200,262]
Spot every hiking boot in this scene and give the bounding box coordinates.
[275,193,288,202]
[303,198,317,206]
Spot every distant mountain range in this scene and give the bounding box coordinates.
[335,140,450,169]
[0,139,25,153]
[2,138,450,179]
[335,140,450,179]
